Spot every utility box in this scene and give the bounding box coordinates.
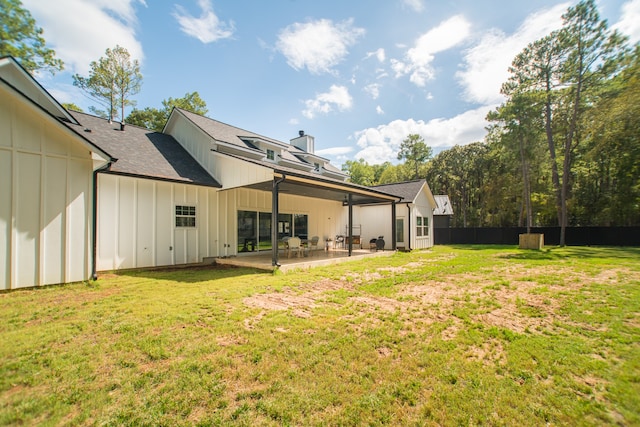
[519,233,544,250]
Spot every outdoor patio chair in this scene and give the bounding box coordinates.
[287,237,302,258]
[308,236,320,256]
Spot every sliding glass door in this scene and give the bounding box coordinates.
[238,210,308,253]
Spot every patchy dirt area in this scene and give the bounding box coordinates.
[241,259,637,337]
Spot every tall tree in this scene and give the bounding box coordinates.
[397,134,432,179]
[488,91,544,231]
[126,91,208,131]
[553,0,628,244]
[505,33,564,229]
[502,0,627,244]
[0,0,63,74]
[73,45,142,122]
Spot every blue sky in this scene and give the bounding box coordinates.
[24,0,640,167]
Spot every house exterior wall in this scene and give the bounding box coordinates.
[164,116,212,173]
[346,205,394,250]
[210,151,273,189]
[0,86,94,289]
[96,174,219,271]
[410,190,435,250]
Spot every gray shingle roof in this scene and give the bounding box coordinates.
[175,108,347,178]
[176,108,287,149]
[65,111,221,187]
[370,179,427,203]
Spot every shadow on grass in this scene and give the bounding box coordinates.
[104,262,267,284]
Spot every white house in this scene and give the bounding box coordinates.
[356,180,437,251]
[1,56,412,290]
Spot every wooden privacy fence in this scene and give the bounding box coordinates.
[434,226,640,246]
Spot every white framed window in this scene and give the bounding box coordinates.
[416,216,429,237]
[266,149,275,161]
[314,162,321,172]
[175,205,196,227]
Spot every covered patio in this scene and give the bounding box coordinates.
[239,169,402,267]
[215,246,395,273]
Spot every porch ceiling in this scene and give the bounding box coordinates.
[244,174,401,205]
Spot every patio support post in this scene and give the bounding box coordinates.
[348,193,353,257]
[391,201,397,250]
[272,175,285,266]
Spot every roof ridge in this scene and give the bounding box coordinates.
[372,178,426,187]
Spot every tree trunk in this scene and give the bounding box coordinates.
[519,134,533,233]
[560,25,585,247]
[544,80,563,232]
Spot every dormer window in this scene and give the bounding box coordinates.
[314,162,321,172]
[243,139,259,150]
[266,149,275,161]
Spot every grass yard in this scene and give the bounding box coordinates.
[1,245,639,426]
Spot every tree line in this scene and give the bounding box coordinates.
[343,0,639,239]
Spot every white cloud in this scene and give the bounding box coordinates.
[376,105,385,115]
[353,105,494,164]
[302,85,353,119]
[456,3,568,105]
[403,0,425,13]
[22,0,145,75]
[276,18,365,75]
[364,83,381,99]
[173,0,234,43]
[375,68,389,79]
[614,0,640,44]
[392,15,471,87]
[365,48,386,63]
[316,146,354,156]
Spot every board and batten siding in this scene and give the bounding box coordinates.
[411,189,435,250]
[96,174,219,271]
[0,86,95,289]
[349,205,396,250]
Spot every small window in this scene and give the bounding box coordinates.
[176,205,196,227]
[314,162,321,172]
[266,149,275,161]
[416,216,429,237]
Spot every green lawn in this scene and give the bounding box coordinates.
[1,246,639,426]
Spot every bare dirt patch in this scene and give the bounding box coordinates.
[465,338,507,366]
[349,296,405,313]
[240,261,637,335]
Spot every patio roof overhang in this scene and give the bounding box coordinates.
[244,171,402,205]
